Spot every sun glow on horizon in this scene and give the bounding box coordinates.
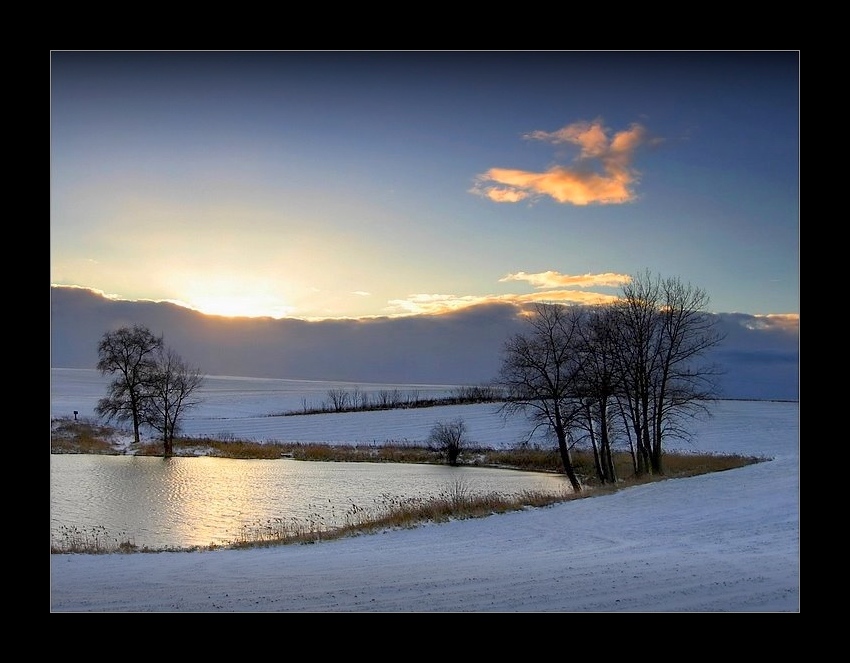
[162,273,300,320]
[179,295,296,319]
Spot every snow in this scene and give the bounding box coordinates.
[50,370,800,612]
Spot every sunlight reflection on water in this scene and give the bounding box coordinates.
[50,455,570,550]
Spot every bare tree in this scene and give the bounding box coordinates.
[140,347,205,457]
[427,418,468,466]
[376,389,400,408]
[326,388,350,412]
[496,303,584,492]
[572,305,622,485]
[95,325,163,445]
[613,270,725,475]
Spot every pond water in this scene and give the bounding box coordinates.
[50,455,571,550]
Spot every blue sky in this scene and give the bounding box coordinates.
[50,51,799,322]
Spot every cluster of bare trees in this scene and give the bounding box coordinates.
[498,271,724,493]
[95,325,204,457]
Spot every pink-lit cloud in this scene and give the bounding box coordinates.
[385,289,619,317]
[745,313,800,332]
[471,119,655,206]
[499,270,631,290]
[383,270,628,316]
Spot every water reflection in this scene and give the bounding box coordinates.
[51,455,570,550]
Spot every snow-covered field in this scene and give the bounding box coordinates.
[52,368,550,448]
[50,368,800,612]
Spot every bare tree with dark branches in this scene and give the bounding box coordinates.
[612,270,725,475]
[95,325,163,445]
[427,418,468,466]
[139,347,205,457]
[572,305,623,485]
[496,303,585,492]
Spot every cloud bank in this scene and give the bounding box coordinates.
[51,286,798,401]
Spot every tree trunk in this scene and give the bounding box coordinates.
[163,420,173,458]
[584,405,605,484]
[598,398,617,483]
[555,431,582,493]
[650,446,663,475]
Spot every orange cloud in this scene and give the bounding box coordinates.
[471,119,652,206]
[384,289,619,317]
[486,188,529,203]
[499,270,631,289]
[384,270,630,316]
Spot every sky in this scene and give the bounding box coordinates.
[50,51,800,322]
[50,371,800,612]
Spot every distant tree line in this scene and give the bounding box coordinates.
[283,384,505,416]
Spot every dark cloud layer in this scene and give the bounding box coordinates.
[50,286,798,400]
